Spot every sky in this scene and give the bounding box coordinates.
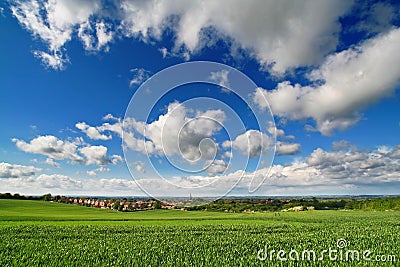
[1,0,400,198]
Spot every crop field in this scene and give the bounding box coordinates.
[0,200,399,266]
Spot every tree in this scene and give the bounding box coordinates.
[41,193,52,201]
[154,200,162,209]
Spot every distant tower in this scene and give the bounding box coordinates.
[189,192,192,201]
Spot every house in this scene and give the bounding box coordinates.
[291,206,304,212]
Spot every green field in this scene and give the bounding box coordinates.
[1,200,399,266]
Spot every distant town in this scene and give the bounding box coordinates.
[1,192,400,212]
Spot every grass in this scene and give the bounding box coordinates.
[0,199,271,223]
[1,199,399,266]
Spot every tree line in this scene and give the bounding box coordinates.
[1,193,399,212]
[187,197,400,212]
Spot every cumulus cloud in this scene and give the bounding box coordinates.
[2,142,400,195]
[267,121,294,140]
[111,155,122,165]
[80,103,230,175]
[80,145,110,166]
[13,135,119,167]
[12,135,84,163]
[254,28,400,135]
[389,145,400,159]
[76,115,127,142]
[266,121,299,156]
[232,143,400,193]
[45,158,60,168]
[206,159,228,176]
[0,162,41,178]
[36,174,83,189]
[223,130,271,158]
[170,142,398,195]
[86,166,111,177]
[276,141,301,156]
[121,0,351,74]
[0,175,135,196]
[75,122,111,140]
[11,0,354,73]
[128,102,226,162]
[138,141,400,194]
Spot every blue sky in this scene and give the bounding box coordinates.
[1,0,400,197]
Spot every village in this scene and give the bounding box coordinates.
[54,197,176,211]
[50,195,311,212]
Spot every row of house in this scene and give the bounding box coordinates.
[64,198,158,211]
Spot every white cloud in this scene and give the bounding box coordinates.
[13,135,118,167]
[10,0,399,103]
[111,155,123,165]
[45,158,60,168]
[120,0,351,74]
[223,151,232,159]
[11,0,100,69]
[131,102,225,161]
[97,166,110,172]
[122,131,156,155]
[119,102,230,176]
[32,50,67,70]
[236,143,400,193]
[12,135,84,163]
[267,121,285,138]
[135,161,145,173]
[267,122,300,156]
[86,170,97,177]
[254,28,400,135]
[86,166,110,177]
[377,145,392,155]
[36,174,83,189]
[129,68,151,87]
[276,141,300,156]
[267,121,295,140]
[389,145,400,159]
[80,145,110,166]
[102,113,119,121]
[11,0,354,72]
[78,20,113,52]
[137,141,400,194]
[206,159,228,176]
[0,175,134,196]
[76,122,112,140]
[209,69,230,92]
[223,130,271,158]
[70,106,232,176]
[0,162,41,178]
[159,47,168,58]
[2,142,400,196]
